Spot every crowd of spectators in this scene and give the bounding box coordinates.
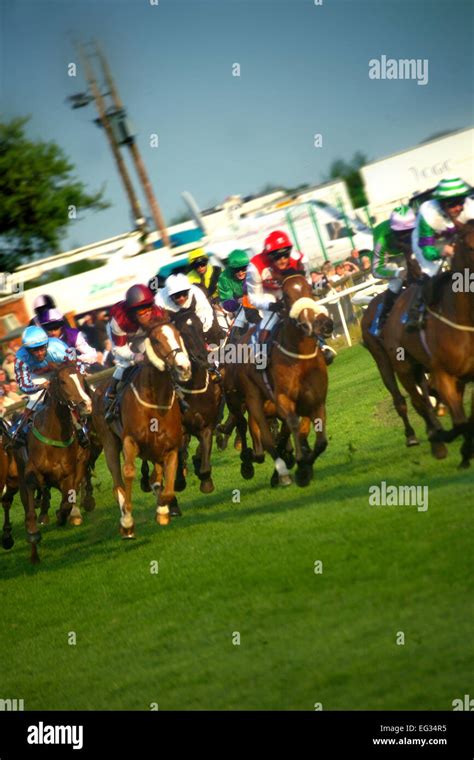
[310,249,374,335]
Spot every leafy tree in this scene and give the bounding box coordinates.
[324,152,369,208]
[0,117,109,270]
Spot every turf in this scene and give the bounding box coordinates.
[1,345,472,711]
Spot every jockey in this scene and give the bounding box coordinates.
[104,284,166,420]
[217,249,258,334]
[37,308,99,367]
[369,205,416,336]
[406,176,473,329]
[29,294,56,325]
[187,248,221,301]
[246,230,336,365]
[6,325,86,447]
[156,273,221,380]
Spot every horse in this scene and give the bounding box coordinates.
[0,431,18,550]
[13,361,92,563]
[92,319,191,538]
[378,220,474,467]
[169,310,223,494]
[224,273,333,488]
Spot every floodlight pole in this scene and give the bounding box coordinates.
[74,41,145,229]
[93,40,171,247]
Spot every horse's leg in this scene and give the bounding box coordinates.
[152,462,168,525]
[38,486,51,525]
[197,426,214,494]
[80,442,101,512]
[121,435,139,538]
[102,433,128,536]
[23,469,41,564]
[140,460,152,493]
[245,394,291,487]
[372,342,419,446]
[395,365,447,459]
[1,486,16,550]
[216,411,235,451]
[310,405,328,464]
[432,371,470,468]
[248,415,266,464]
[175,441,188,492]
[276,421,295,469]
[159,449,180,521]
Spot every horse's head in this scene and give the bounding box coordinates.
[50,362,92,417]
[144,320,192,383]
[453,219,474,273]
[282,274,334,338]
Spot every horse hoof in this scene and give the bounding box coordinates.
[2,534,14,550]
[234,439,242,451]
[120,529,135,539]
[69,515,83,527]
[279,474,292,487]
[156,506,171,525]
[140,478,152,493]
[38,514,50,525]
[458,460,471,470]
[295,466,312,488]
[254,454,265,465]
[283,452,296,469]
[56,510,67,527]
[431,441,448,459]
[83,496,96,512]
[216,433,228,451]
[174,477,187,492]
[406,436,419,447]
[241,462,254,480]
[200,479,214,494]
[169,502,182,517]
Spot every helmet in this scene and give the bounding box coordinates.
[263,230,293,256]
[228,249,249,269]
[166,273,192,297]
[38,308,64,327]
[188,248,208,267]
[33,294,56,312]
[434,177,471,200]
[389,205,416,232]
[125,284,155,310]
[22,325,49,349]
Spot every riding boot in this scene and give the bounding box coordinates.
[405,278,428,332]
[104,377,120,422]
[373,288,399,336]
[6,408,34,449]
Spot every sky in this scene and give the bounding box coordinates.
[1,0,473,251]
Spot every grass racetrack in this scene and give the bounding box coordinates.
[1,345,472,710]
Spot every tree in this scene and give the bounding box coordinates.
[0,117,109,270]
[324,152,369,208]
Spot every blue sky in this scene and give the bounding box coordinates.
[1,0,473,250]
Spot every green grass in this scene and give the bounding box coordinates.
[1,345,472,710]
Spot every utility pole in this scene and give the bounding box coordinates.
[73,41,145,232]
[93,40,171,247]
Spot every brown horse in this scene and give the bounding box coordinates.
[92,319,191,537]
[14,362,92,563]
[370,221,474,467]
[225,274,333,487]
[171,311,222,494]
[0,431,18,550]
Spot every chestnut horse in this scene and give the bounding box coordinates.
[372,221,474,467]
[225,274,333,488]
[14,362,92,563]
[92,319,191,537]
[0,431,18,550]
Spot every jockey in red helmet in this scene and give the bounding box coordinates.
[104,284,166,420]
